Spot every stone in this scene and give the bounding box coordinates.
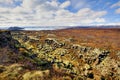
[47,34,56,38]
[22,35,29,42]
[87,73,94,79]
[42,44,54,53]
[23,70,50,80]
[63,61,73,69]
[84,64,91,70]
[37,44,43,49]
[0,65,6,73]
[54,48,68,56]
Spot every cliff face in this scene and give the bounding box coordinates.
[0,30,120,80]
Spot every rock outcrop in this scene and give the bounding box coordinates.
[0,30,119,80]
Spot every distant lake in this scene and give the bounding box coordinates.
[23,27,55,30]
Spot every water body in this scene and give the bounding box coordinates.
[23,27,55,30]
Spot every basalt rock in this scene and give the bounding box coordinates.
[0,31,12,47]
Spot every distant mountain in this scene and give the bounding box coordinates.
[8,26,24,31]
[64,25,120,29]
[0,26,120,31]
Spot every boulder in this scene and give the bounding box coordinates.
[45,38,64,48]
[95,57,118,76]
[42,44,54,53]
[22,35,29,42]
[54,48,68,56]
[63,61,73,69]
[84,64,91,70]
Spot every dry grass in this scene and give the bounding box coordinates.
[53,28,120,50]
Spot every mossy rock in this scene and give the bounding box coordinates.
[22,70,50,80]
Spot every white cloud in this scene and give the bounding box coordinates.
[60,0,71,8]
[0,0,107,27]
[0,0,14,4]
[0,7,11,13]
[21,0,46,10]
[48,0,59,7]
[70,0,90,10]
[111,1,120,8]
[115,8,120,14]
[102,22,120,26]
[111,1,120,14]
[95,18,105,23]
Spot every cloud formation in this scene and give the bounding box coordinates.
[0,0,107,27]
[111,1,120,14]
[116,8,120,14]
[111,1,120,8]
[60,0,71,9]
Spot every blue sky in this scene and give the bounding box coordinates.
[0,0,120,27]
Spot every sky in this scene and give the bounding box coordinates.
[0,0,120,27]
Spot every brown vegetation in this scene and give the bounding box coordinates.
[0,28,120,80]
[53,28,120,50]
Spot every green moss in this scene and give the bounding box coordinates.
[18,56,24,60]
[22,52,31,57]
[14,44,21,48]
[33,58,48,66]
